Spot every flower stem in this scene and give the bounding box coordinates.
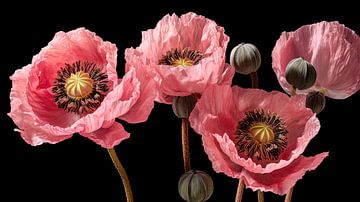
[107,148,134,202]
[235,179,245,202]
[250,72,258,88]
[286,86,296,202]
[182,118,191,172]
[286,86,297,201]
[290,86,296,96]
[257,191,264,202]
[285,187,294,202]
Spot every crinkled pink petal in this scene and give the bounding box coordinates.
[232,88,320,170]
[31,27,118,90]
[9,28,155,148]
[26,77,80,128]
[72,68,140,133]
[241,152,328,195]
[119,66,156,123]
[272,21,360,99]
[201,133,243,177]
[232,88,308,121]
[138,12,228,60]
[191,85,322,174]
[189,85,237,134]
[230,87,320,173]
[217,63,235,86]
[125,48,172,104]
[8,65,74,145]
[202,132,328,195]
[125,12,232,104]
[24,27,118,129]
[158,49,227,96]
[80,122,130,148]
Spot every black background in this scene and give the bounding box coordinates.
[1,1,359,201]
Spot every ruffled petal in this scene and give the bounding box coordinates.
[31,28,118,90]
[201,133,243,177]
[26,75,80,128]
[241,153,328,195]
[201,132,328,195]
[72,68,140,133]
[8,65,74,145]
[232,88,321,170]
[119,66,156,123]
[272,21,360,99]
[125,12,230,103]
[138,12,228,61]
[125,48,168,103]
[80,122,130,148]
[189,85,237,134]
[192,86,322,174]
[217,63,235,86]
[157,49,227,96]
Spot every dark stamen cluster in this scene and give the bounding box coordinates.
[52,61,109,114]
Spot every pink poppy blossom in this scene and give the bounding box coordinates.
[272,21,360,99]
[125,12,235,104]
[8,28,155,148]
[189,85,328,195]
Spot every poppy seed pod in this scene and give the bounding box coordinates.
[230,43,261,75]
[172,95,197,119]
[178,170,214,202]
[285,57,317,90]
[306,91,326,114]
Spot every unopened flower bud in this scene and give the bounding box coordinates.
[230,43,261,75]
[285,57,317,90]
[178,170,214,202]
[306,91,326,114]
[172,95,197,119]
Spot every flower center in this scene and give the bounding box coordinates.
[158,48,204,67]
[249,123,275,143]
[65,71,94,99]
[52,61,109,114]
[236,109,288,162]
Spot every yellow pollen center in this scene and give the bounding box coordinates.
[65,71,93,99]
[249,123,275,143]
[171,58,194,66]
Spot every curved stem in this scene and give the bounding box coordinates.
[250,72,258,88]
[290,86,296,96]
[285,187,294,202]
[107,148,134,202]
[235,179,245,202]
[182,118,191,172]
[257,191,264,202]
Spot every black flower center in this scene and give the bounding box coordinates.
[235,109,288,162]
[52,61,109,114]
[158,48,204,66]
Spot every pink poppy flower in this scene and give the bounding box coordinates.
[189,85,328,195]
[8,28,155,148]
[125,12,235,104]
[272,21,360,99]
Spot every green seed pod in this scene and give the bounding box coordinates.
[230,43,261,75]
[306,91,326,114]
[178,170,214,202]
[285,57,317,90]
[172,95,197,119]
